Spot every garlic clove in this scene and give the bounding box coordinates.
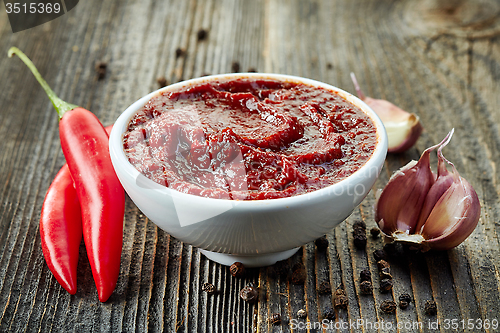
[419,130,480,250]
[421,176,480,251]
[375,129,480,252]
[414,129,455,233]
[375,151,435,235]
[350,73,423,153]
[375,130,454,236]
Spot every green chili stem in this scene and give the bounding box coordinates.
[8,47,79,119]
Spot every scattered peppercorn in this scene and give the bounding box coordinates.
[359,281,373,294]
[380,300,397,313]
[399,293,412,304]
[314,235,329,251]
[297,309,307,319]
[379,267,392,280]
[156,76,168,88]
[247,67,257,73]
[370,227,380,238]
[201,282,216,295]
[197,28,208,41]
[269,260,289,279]
[291,263,306,285]
[377,260,390,271]
[399,300,409,309]
[383,242,405,259]
[379,279,393,293]
[230,262,245,278]
[352,221,367,249]
[95,61,107,80]
[269,313,281,325]
[424,300,437,315]
[239,284,258,304]
[334,288,348,309]
[360,269,371,282]
[373,249,387,262]
[326,63,333,69]
[323,307,335,320]
[353,220,366,231]
[353,232,367,249]
[231,61,240,73]
[318,281,331,295]
[175,47,186,58]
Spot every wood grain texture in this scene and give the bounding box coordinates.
[1,0,500,331]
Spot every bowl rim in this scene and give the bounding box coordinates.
[109,73,388,208]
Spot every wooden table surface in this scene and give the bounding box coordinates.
[1,0,500,332]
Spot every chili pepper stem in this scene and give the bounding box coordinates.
[8,47,79,119]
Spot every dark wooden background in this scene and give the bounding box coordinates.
[1,0,500,332]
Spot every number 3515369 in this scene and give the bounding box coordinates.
[6,2,61,14]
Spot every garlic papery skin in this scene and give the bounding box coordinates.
[375,129,480,251]
[350,73,423,153]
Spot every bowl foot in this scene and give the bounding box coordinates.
[199,247,300,267]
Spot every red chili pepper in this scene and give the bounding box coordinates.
[9,47,124,302]
[40,164,82,294]
[40,126,112,295]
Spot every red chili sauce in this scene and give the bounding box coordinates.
[123,78,377,200]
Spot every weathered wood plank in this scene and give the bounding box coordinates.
[1,0,500,332]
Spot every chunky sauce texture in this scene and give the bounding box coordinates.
[123,78,377,200]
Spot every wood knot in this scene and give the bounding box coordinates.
[404,0,500,38]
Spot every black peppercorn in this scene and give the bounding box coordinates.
[360,281,373,294]
[377,260,390,271]
[230,262,245,278]
[373,249,387,262]
[231,61,240,73]
[399,293,412,304]
[379,279,393,293]
[239,284,258,304]
[380,300,397,313]
[352,221,367,249]
[291,263,306,285]
[156,76,168,88]
[323,307,335,320]
[95,61,107,80]
[383,242,405,259]
[424,300,437,315]
[175,47,186,58]
[370,227,381,238]
[360,269,371,282]
[314,235,329,251]
[353,233,367,249]
[247,67,257,73]
[379,267,392,280]
[269,260,289,279]
[197,28,208,41]
[269,313,281,325]
[353,220,366,231]
[201,282,216,295]
[297,309,307,319]
[318,281,332,294]
[334,288,348,308]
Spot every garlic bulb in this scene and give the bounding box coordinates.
[375,129,480,251]
[350,73,423,153]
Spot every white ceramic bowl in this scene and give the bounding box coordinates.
[109,73,388,267]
